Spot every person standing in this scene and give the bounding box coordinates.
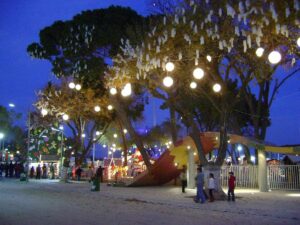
[179,165,187,193]
[228,171,236,201]
[36,164,41,179]
[30,166,35,178]
[75,166,82,181]
[96,166,104,182]
[194,166,206,204]
[208,173,215,202]
[87,166,94,182]
[50,163,55,179]
[42,164,47,179]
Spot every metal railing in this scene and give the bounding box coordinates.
[220,165,300,190]
[220,165,258,189]
[268,165,300,190]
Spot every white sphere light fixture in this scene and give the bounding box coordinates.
[69,82,75,89]
[163,76,174,87]
[62,114,69,121]
[213,83,221,93]
[165,62,175,72]
[94,106,101,112]
[206,55,212,62]
[193,68,204,80]
[255,47,264,57]
[75,84,82,91]
[107,105,113,110]
[121,83,132,97]
[268,51,281,64]
[110,87,117,95]
[41,109,48,116]
[297,37,300,47]
[190,81,197,89]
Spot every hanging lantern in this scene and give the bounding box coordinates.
[68,82,75,89]
[94,106,101,112]
[62,114,69,121]
[213,83,221,92]
[206,55,212,62]
[75,84,81,91]
[107,105,113,110]
[121,83,132,97]
[297,37,300,47]
[110,87,117,95]
[193,68,204,79]
[41,109,48,116]
[163,76,174,87]
[255,47,264,57]
[165,62,175,72]
[190,81,197,89]
[268,51,281,64]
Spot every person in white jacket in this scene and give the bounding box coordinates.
[208,173,215,202]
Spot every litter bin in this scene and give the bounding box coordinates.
[20,173,27,181]
[91,176,100,191]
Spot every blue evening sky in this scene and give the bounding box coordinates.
[0,0,299,145]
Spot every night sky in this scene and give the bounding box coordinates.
[0,0,299,145]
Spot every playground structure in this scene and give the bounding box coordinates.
[118,132,300,188]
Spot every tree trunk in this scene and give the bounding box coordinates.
[118,119,128,167]
[169,106,178,144]
[111,97,152,170]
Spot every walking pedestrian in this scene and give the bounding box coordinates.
[228,171,236,201]
[179,165,187,193]
[50,163,55,179]
[208,173,215,202]
[194,166,206,204]
[36,164,41,179]
[30,166,35,178]
[42,164,47,179]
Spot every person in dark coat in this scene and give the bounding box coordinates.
[36,164,41,179]
[30,166,35,178]
[75,166,82,181]
[9,162,14,178]
[96,166,104,182]
[42,164,47,179]
[5,162,9,177]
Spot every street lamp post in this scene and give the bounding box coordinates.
[52,126,64,178]
[0,133,4,162]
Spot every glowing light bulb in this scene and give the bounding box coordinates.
[75,84,81,90]
[62,114,69,121]
[268,51,281,64]
[41,109,48,116]
[94,106,101,112]
[297,37,300,47]
[110,87,117,95]
[213,83,221,92]
[193,68,204,79]
[190,81,197,89]
[107,105,113,110]
[163,76,174,87]
[69,82,75,89]
[255,47,264,57]
[206,55,212,62]
[165,62,175,72]
[121,83,132,97]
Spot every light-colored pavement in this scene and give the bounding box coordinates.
[0,179,299,225]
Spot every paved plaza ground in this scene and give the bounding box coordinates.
[0,179,299,225]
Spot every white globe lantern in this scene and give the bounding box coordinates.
[165,62,175,72]
[68,82,75,89]
[206,55,212,62]
[107,105,113,110]
[75,84,82,91]
[41,109,48,116]
[94,106,101,112]
[163,76,174,87]
[121,83,132,97]
[190,81,197,89]
[96,131,101,136]
[62,114,69,121]
[268,51,281,64]
[193,68,204,79]
[297,37,300,47]
[255,47,264,57]
[213,83,221,93]
[110,87,117,95]
[123,129,128,134]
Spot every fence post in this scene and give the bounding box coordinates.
[258,149,268,192]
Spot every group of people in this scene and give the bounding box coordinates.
[30,163,56,179]
[0,161,25,178]
[179,165,236,203]
[72,165,104,182]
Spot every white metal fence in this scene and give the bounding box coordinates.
[268,165,300,190]
[220,165,300,190]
